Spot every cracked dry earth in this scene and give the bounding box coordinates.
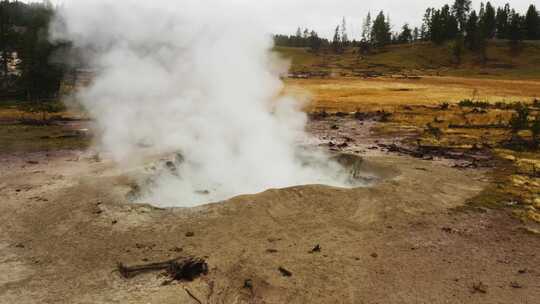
[1,122,540,303]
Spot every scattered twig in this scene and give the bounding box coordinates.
[278,267,292,277]
[309,244,321,253]
[184,287,203,304]
[510,281,523,289]
[472,282,488,294]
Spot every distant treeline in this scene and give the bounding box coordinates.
[274,28,330,51]
[1,0,540,103]
[0,0,66,101]
[275,1,540,57]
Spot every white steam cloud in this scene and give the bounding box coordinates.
[52,0,356,207]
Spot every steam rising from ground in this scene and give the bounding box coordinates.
[53,0,355,207]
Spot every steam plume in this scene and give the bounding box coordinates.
[52,0,354,207]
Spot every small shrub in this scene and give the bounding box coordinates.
[493,101,509,110]
[474,101,490,109]
[458,99,490,108]
[470,108,487,114]
[426,123,443,139]
[509,103,530,133]
[378,110,392,122]
[458,99,474,108]
[508,102,525,110]
[439,102,450,110]
[530,116,540,147]
[310,110,328,120]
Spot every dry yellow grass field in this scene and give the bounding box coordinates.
[283,70,540,224]
[285,76,540,112]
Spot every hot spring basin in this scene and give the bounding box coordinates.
[126,152,400,207]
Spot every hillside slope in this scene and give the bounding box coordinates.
[275,40,540,80]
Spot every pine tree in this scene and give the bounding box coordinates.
[441,4,459,40]
[309,30,322,53]
[431,9,445,44]
[452,0,472,32]
[479,2,485,19]
[430,6,457,44]
[0,0,65,100]
[508,10,524,47]
[525,5,539,40]
[19,3,65,101]
[420,23,428,41]
[465,10,479,50]
[341,17,349,47]
[496,4,511,39]
[481,2,497,38]
[295,27,302,38]
[386,13,392,40]
[332,25,342,53]
[422,8,434,40]
[362,12,372,42]
[0,0,12,81]
[371,11,391,47]
[413,27,420,41]
[294,27,302,47]
[398,24,412,43]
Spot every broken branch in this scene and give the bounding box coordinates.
[117,256,208,281]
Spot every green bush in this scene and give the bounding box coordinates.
[509,103,530,133]
[439,102,450,110]
[530,116,540,147]
[458,99,490,108]
[426,123,443,139]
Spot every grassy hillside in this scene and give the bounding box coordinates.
[275,40,540,79]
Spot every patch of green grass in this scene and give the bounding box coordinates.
[0,100,31,109]
[453,157,519,212]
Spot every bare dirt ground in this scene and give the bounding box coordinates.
[1,111,540,303]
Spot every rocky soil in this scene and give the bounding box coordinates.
[1,116,539,303]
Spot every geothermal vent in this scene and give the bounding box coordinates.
[52,0,375,207]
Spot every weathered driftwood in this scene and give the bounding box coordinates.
[117,256,208,281]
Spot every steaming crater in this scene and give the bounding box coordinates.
[53,1,384,208]
[127,152,393,208]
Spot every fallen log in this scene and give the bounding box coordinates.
[117,256,208,281]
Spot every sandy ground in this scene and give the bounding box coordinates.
[1,118,540,303]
